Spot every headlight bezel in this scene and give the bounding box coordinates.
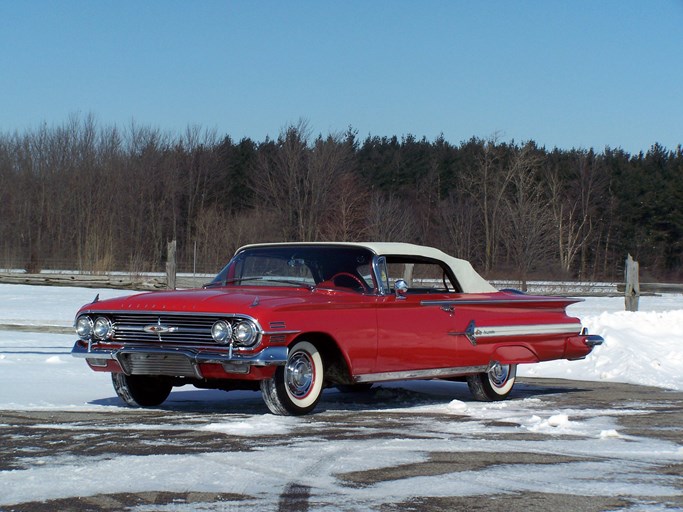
[211,320,234,344]
[93,316,113,340]
[75,315,94,340]
[212,318,260,347]
[234,320,259,347]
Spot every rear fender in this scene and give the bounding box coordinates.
[564,334,600,360]
[490,345,539,364]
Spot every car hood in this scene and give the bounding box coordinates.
[79,286,347,315]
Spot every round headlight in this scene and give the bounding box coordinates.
[93,317,113,340]
[234,321,258,346]
[211,320,233,344]
[75,316,93,340]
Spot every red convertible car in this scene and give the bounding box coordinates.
[72,242,603,415]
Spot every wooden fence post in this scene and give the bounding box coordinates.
[166,240,177,290]
[625,253,639,312]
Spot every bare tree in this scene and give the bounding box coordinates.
[118,123,175,270]
[319,171,369,241]
[502,144,554,289]
[306,132,355,240]
[547,150,605,277]
[366,192,418,242]
[0,136,16,266]
[178,125,218,253]
[460,136,514,273]
[412,158,443,246]
[438,191,477,262]
[194,206,280,272]
[253,120,352,241]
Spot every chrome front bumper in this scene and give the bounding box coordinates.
[71,342,288,378]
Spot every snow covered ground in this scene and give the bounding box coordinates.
[0,283,682,509]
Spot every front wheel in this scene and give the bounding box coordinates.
[260,341,324,415]
[112,373,172,407]
[466,363,517,401]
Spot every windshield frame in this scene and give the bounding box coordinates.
[208,244,380,294]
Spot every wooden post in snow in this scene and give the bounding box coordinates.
[166,240,177,290]
[625,253,639,312]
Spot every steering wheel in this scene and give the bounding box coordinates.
[328,272,368,291]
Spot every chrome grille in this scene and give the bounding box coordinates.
[118,352,199,377]
[111,313,217,344]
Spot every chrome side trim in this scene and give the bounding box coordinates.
[447,322,581,344]
[355,365,489,383]
[421,297,582,307]
[448,320,478,345]
[262,330,301,336]
[465,323,581,339]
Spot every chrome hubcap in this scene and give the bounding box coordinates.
[489,363,510,388]
[286,352,314,398]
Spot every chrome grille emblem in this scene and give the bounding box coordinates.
[143,319,178,341]
[143,324,174,334]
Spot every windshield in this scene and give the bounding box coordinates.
[209,245,377,292]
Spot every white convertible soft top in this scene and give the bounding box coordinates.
[360,242,495,293]
[237,242,496,294]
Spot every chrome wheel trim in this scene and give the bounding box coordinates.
[487,363,516,396]
[286,351,315,399]
[489,364,511,388]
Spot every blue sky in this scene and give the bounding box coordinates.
[1,1,681,153]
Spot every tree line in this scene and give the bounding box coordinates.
[1,115,682,284]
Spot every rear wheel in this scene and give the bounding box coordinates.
[467,363,517,401]
[112,373,172,407]
[260,341,324,415]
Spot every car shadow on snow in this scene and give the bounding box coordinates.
[316,379,589,413]
[88,388,271,415]
[87,378,589,415]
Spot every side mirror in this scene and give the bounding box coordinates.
[394,279,408,299]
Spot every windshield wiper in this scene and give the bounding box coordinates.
[203,277,313,290]
[203,277,266,288]
[264,279,315,290]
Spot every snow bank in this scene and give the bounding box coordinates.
[519,297,683,391]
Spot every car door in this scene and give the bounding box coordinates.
[373,258,472,373]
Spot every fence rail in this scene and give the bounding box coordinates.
[0,271,209,290]
[2,270,682,295]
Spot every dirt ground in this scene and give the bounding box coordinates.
[1,378,682,511]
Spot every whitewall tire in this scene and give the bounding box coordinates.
[260,341,324,415]
[467,363,517,401]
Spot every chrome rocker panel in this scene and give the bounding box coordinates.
[355,363,492,383]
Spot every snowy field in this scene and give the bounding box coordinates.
[1,283,682,509]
